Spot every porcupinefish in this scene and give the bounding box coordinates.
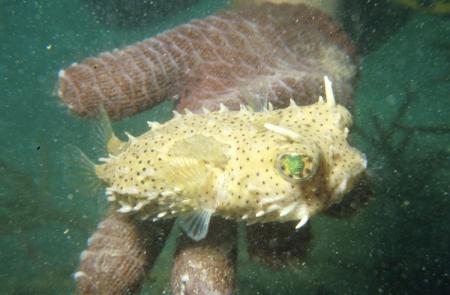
[76,76,367,241]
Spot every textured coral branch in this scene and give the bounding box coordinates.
[58,34,190,120]
[75,210,173,294]
[58,3,357,120]
[171,218,237,295]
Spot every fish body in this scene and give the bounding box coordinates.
[94,77,367,240]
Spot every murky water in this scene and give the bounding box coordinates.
[1,1,449,294]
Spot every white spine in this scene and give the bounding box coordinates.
[147,121,161,129]
[124,132,136,143]
[324,76,336,106]
[219,103,229,112]
[172,110,182,118]
[279,202,297,217]
[264,123,301,142]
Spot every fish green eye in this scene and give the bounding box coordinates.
[281,154,304,176]
[276,152,317,182]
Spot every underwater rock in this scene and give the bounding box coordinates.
[246,221,312,269]
[341,0,411,54]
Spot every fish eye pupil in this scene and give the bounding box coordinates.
[280,154,304,177]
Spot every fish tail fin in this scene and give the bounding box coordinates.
[63,145,103,197]
[92,106,124,156]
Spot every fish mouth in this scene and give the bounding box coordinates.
[324,173,372,218]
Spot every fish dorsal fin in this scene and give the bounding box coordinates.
[168,135,230,168]
[179,209,214,241]
[94,106,125,156]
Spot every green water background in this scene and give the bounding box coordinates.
[1,0,449,294]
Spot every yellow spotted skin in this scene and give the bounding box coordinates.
[95,97,367,227]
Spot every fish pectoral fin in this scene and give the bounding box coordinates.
[179,209,214,241]
[164,157,211,192]
[168,135,230,168]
